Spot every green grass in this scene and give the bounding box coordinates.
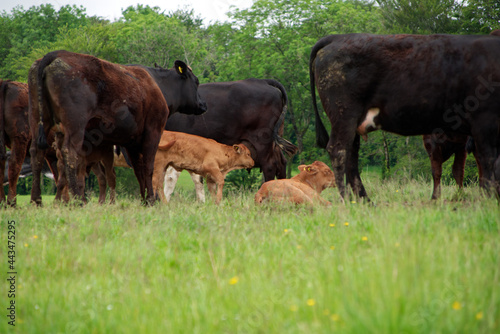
[1,176,499,333]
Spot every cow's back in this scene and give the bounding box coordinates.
[313,33,500,135]
[166,79,283,142]
[158,131,219,170]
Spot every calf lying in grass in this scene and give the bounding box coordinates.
[152,131,254,204]
[255,161,336,205]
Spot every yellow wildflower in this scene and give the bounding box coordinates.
[362,236,368,241]
[344,222,349,227]
[331,314,340,322]
[452,301,462,310]
[290,304,298,312]
[33,235,38,239]
[330,246,335,250]
[307,299,316,306]
[475,312,483,320]
[229,276,239,285]
[329,223,335,227]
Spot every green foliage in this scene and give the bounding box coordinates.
[224,168,263,193]
[460,0,500,33]
[0,4,90,81]
[0,0,495,192]
[376,0,462,33]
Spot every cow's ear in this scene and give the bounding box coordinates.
[174,60,188,77]
[233,145,241,153]
[299,165,317,174]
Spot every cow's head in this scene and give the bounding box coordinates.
[233,144,255,169]
[151,61,207,116]
[171,60,207,115]
[297,161,336,193]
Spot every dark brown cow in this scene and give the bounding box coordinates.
[29,50,206,205]
[0,80,30,206]
[423,133,482,199]
[310,33,500,201]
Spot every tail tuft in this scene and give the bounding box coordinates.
[36,124,49,150]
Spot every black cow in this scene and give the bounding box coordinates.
[310,33,500,201]
[165,78,297,181]
[29,50,206,205]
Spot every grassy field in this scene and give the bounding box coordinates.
[1,172,499,333]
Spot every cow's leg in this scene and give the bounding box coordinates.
[141,130,163,205]
[29,140,46,206]
[327,116,360,203]
[102,155,116,204]
[206,177,217,201]
[189,171,205,203]
[163,166,180,202]
[261,161,277,182]
[213,172,225,205]
[6,140,29,207]
[91,163,107,204]
[471,122,499,196]
[54,136,69,202]
[152,161,168,204]
[62,132,86,203]
[346,134,368,199]
[430,156,443,200]
[45,151,70,202]
[126,148,147,202]
[452,148,467,191]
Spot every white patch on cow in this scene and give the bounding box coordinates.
[163,166,206,202]
[357,108,381,141]
[189,171,206,203]
[163,166,180,202]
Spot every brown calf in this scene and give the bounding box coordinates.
[152,131,254,204]
[255,161,336,205]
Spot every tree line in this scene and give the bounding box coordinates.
[1,0,498,195]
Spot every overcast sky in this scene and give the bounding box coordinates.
[1,0,253,24]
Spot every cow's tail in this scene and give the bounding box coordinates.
[266,79,298,157]
[158,140,176,151]
[36,51,60,150]
[466,137,476,154]
[114,146,133,168]
[0,80,7,161]
[310,38,332,149]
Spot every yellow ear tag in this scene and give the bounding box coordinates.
[178,66,183,74]
[307,167,311,171]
